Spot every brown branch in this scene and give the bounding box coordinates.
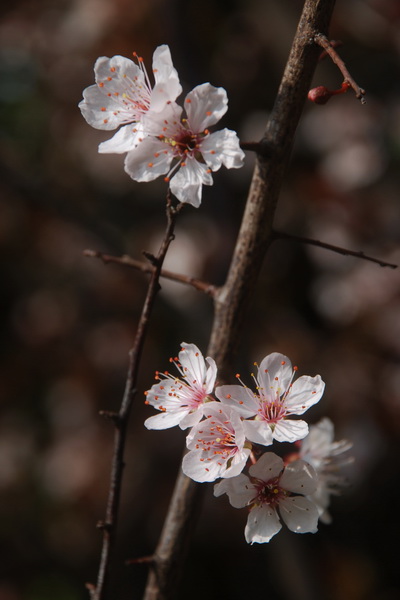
[88,195,182,600]
[83,249,217,296]
[314,33,366,103]
[143,1,337,599]
[275,231,397,268]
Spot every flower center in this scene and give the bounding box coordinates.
[255,477,287,507]
[258,399,287,423]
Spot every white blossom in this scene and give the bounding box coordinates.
[214,452,319,543]
[182,403,251,482]
[144,343,217,431]
[79,45,181,153]
[298,417,353,523]
[216,352,325,445]
[124,83,245,207]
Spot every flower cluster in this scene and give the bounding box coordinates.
[79,45,245,207]
[144,343,352,544]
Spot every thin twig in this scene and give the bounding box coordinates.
[83,249,217,296]
[88,194,182,600]
[314,33,366,103]
[274,231,397,268]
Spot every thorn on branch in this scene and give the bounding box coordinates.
[313,33,366,104]
[96,520,112,531]
[99,410,121,426]
[143,251,159,267]
[85,582,97,600]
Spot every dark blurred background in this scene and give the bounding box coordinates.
[1,0,400,599]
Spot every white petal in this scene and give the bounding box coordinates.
[243,420,274,446]
[285,375,325,414]
[184,83,228,131]
[94,55,143,88]
[124,138,172,182]
[201,129,245,171]
[280,460,318,495]
[245,505,281,544]
[79,85,123,130]
[279,496,319,534]
[144,410,186,430]
[215,385,258,417]
[98,123,144,154]
[214,474,256,508]
[142,101,183,137]
[179,343,206,385]
[205,357,218,393]
[258,353,293,400]
[249,452,283,480]
[150,45,182,110]
[182,450,222,482]
[273,418,309,443]
[222,447,251,479]
[169,159,213,207]
[178,408,204,430]
[80,56,151,131]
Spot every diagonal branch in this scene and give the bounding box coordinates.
[83,249,217,296]
[143,1,337,599]
[314,33,366,103]
[274,231,397,268]
[86,195,182,600]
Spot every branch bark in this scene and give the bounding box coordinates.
[143,1,336,598]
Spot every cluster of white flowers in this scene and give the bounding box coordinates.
[144,343,352,544]
[79,45,245,207]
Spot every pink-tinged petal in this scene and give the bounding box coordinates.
[280,460,318,495]
[144,410,187,430]
[258,353,293,399]
[179,343,206,385]
[272,418,309,443]
[245,505,281,544]
[178,408,204,430]
[124,138,172,182]
[170,159,213,207]
[243,420,274,446]
[214,474,256,508]
[182,449,222,482]
[150,45,182,110]
[249,452,284,480]
[223,447,251,478]
[201,129,245,171]
[285,375,325,414]
[205,357,218,393]
[215,385,258,417]
[185,83,228,131]
[98,123,144,154]
[279,496,319,534]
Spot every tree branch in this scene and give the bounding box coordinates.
[83,249,217,296]
[143,1,337,599]
[87,196,182,600]
[275,231,397,268]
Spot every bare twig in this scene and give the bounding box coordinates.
[88,195,182,600]
[274,231,397,268]
[143,2,337,599]
[83,249,217,296]
[314,33,366,103]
